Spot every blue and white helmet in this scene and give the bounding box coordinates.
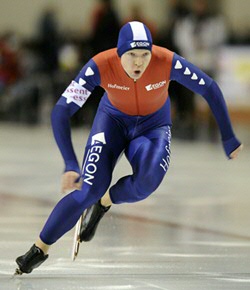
[117,21,153,57]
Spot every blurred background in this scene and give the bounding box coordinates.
[0,0,249,141]
[0,2,250,287]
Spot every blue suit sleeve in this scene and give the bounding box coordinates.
[170,53,241,158]
[51,59,101,172]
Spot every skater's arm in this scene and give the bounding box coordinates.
[51,59,101,173]
[170,53,242,159]
[51,103,80,173]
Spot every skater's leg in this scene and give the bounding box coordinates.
[39,109,127,245]
[15,106,127,273]
[39,143,119,245]
[110,126,171,204]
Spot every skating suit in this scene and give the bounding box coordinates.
[40,46,240,244]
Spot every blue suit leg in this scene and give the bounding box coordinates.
[110,126,171,204]
[39,108,127,245]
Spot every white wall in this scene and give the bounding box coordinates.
[220,0,250,35]
[0,0,249,38]
[0,0,97,37]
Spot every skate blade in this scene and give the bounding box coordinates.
[13,268,23,276]
[72,239,80,261]
[71,213,84,261]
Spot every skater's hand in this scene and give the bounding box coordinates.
[61,171,82,194]
[230,144,243,160]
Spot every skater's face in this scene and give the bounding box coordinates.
[121,49,152,80]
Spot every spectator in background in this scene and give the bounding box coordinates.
[159,0,189,51]
[0,32,21,93]
[173,0,228,140]
[1,7,61,125]
[90,0,120,54]
[37,7,60,74]
[82,0,121,126]
[0,32,23,121]
[158,0,192,139]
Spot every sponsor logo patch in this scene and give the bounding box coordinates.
[62,80,91,107]
[130,41,150,48]
[160,128,171,172]
[108,83,130,91]
[82,132,106,186]
[145,80,167,91]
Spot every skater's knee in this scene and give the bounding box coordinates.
[133,187,151,201]
[132,177,160,202]
[109,172,164,204]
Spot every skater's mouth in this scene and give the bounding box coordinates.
[133,70,142,77]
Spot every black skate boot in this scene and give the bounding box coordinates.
[79,200,110,242]
[15,244,48,275]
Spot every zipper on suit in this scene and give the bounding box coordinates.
[134,80,140,115]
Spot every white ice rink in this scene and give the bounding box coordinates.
[0,123,250,290]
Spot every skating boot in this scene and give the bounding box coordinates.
[15,244,48,275]
[79,200,110,242]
